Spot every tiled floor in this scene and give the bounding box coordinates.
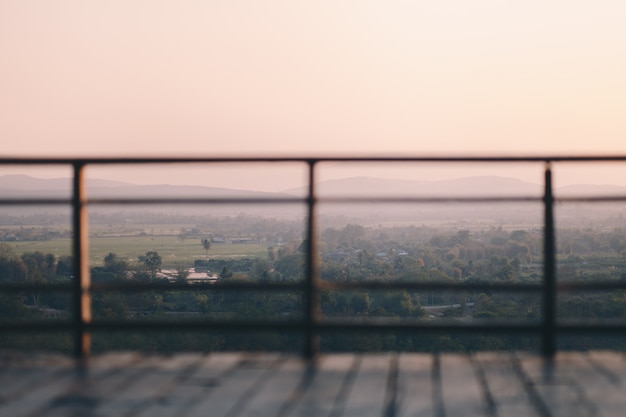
[1,350,625,417]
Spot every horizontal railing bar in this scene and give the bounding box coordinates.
[0,196,541,206]
[554,281,626,291]
[0,197,303,205]
[0,320,536,334]
[318,281,543,291]
[316,322,626,333]
[555,196,626,202]
[6,320,626,334]
[86,197,541,205]
[0,198,71,206]
[0,321,546,333]
[0,283,74,292]
[315,196,541,204]
[87,197,307,205]
[4,195,626,207]
[81,195,626,204]
[3,155,626,164]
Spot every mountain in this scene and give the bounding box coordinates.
[284,176,626,197]
[283,176,543,197]
[0,175,299,218]
[1,174,625,224]
[0,175,289,199]
[3,174,626,200]
[0,174,131,190]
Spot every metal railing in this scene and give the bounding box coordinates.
[2,155,626,359]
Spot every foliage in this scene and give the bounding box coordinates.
[141,251,162,280]
[6,220,626,353]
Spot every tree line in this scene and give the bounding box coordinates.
[3,222,626,353]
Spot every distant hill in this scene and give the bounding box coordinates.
[0,175,289,199]
[2,174,626,223]
[0,175,300,218]
[0,174,131,190]
[284,175,626,197]
[3,174,626,199]
[283,176,543,197]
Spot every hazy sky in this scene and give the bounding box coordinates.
[2,1,626,190]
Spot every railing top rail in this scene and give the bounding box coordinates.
[3,155,626,165]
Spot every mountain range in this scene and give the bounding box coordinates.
[2,174,626,198]
[0,175,284,199]
[2,174,626,224]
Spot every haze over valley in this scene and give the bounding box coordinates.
[2,174,625,228]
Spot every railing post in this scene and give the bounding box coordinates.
[304,160,320,358]
[72,163,92,359]
[542,162,556,357]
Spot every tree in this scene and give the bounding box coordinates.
[21,252,52,283]
[103,252,129,279]
[142,251,162,280]
[21,252,54,306]
[0,251,27,283]
[56,255,73,278]
[201,238,211,260]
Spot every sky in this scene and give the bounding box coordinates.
[1,1,626,190]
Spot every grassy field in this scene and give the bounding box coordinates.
[8,236,269,268]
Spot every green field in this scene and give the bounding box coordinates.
[8,236,269,268]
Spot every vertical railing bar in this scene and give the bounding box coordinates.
[304,159,320,358]
[542,161,556,357]
[72,163,92,359]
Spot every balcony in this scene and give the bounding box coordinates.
[2,350,625,416]
[2,156,626,416]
